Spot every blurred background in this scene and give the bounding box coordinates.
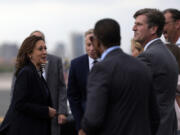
[0,0,180,121]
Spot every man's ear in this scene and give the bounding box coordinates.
[175,20,180,29]
[96,38,101,48]
[97,40,106,53]
[150,26,158,35]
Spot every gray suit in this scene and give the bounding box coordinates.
[138,39,178,135]
[45,54,68,135]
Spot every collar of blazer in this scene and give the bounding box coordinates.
[28,62,50,99]
[103,48,122,60]
[144,38,162,51]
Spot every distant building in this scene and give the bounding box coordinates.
[70,32,84,59]
[0,43,19,64]
[53,42,66,60]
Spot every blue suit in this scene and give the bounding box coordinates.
[67,54,89,130]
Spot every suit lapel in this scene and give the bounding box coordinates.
[84,55,90,83]
[29,62,49,99]
[85,54,89,73]
[104,48,122,60]
[146,39,163,50]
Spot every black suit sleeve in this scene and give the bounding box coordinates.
[81,64,109,134]
[13,69,49,119]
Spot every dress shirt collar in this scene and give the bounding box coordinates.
[101,46,120,60]
[144,38,160,51]
[88,56,94,64]
[176,37,180,46]
[88,56,96,70]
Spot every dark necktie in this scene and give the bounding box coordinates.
[93,60,98,64]
[92,60,98,69]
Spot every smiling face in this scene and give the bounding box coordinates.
[29,40,47,69]
[133,15,154,47]
[163,12,178,44]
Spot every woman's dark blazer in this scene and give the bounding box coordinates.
[0,62,52,135]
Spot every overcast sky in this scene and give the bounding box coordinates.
[0,0,179,55]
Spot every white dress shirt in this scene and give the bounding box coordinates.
[175,100,180,130]
[176,37,180,47]
[88,56,99,70]
[89,57,95,70]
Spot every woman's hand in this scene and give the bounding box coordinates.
[48,107,56,118]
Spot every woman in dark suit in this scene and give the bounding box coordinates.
[0,36,56,135]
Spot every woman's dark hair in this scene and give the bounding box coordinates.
[15,36,44,76]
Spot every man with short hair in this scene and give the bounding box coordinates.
[67,29,98,135]
[81,18,159,135]
[133,8,179,135]
[163,8,180,46]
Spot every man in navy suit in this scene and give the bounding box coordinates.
[67,29,98,135]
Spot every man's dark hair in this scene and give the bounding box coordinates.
[134,8,165,37]
[163,8,180,21]
[94,18,121,48]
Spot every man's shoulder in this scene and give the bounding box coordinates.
[146,39,164,52]
[16,63,35,80]
[47,54,62,61]
[71,54,88,64]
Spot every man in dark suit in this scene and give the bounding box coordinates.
[133,8,179,135]
[30,31,68,135]
[81,18,160,135]
[67,29,98,135]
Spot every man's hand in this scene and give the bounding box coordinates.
[58,114,67,124]
[48,107,56,118]
[78,129,86,135]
